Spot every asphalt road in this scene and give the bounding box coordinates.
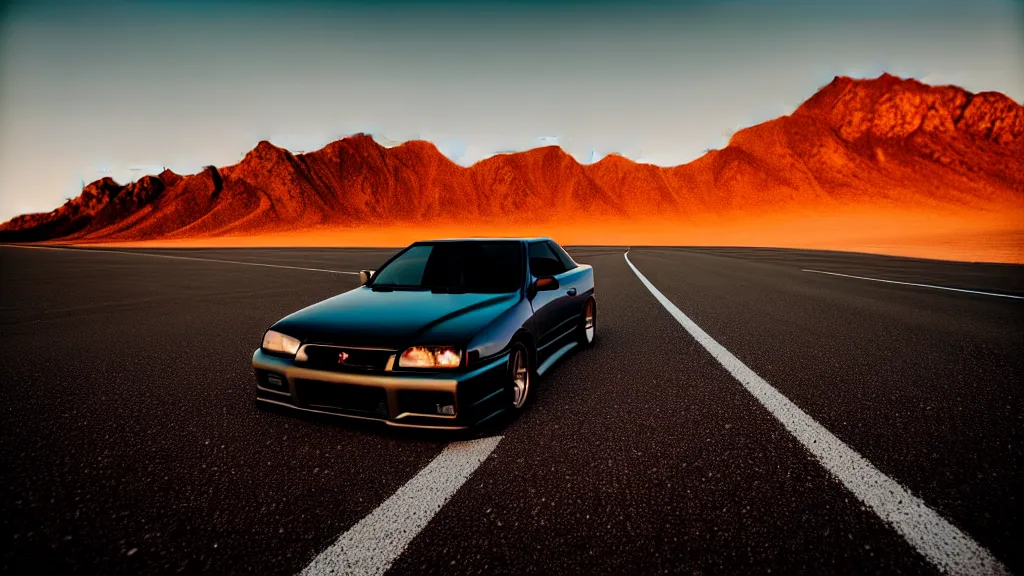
[1,244,1021,574]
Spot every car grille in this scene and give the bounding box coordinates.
[300,345,394,372]
[295,379,389,418]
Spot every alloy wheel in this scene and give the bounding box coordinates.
[584,299,596,343]
[510,347,530,409]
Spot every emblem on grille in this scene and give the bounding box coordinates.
[337,351,350,364]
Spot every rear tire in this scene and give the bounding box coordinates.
[577,298,596,347]
[507,342,531,409]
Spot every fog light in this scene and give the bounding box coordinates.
[266,373,286,390]
[436,404,455,416]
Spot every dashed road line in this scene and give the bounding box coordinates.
[302,436,503,576]
[625,251,1008,575]
[1,244,359,274]
[803,268,1023,300]
[8,241,498,576]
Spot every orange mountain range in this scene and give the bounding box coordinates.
[2,74,1022,262]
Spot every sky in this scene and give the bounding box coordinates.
[0,0,1022,221]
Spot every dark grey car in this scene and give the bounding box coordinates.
[252,238,596,429]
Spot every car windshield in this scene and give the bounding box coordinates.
[370,241,523,293]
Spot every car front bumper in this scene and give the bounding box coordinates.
[251,349,510,429]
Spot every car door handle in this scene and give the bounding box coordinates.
[566,288,577,296]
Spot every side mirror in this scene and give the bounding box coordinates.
[528,276,559,299]
[535,276,559,291]
[359,269,376,285]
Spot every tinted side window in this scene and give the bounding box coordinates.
[547,241,577,271]
[529,242,566,277]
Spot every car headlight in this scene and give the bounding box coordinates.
[398,346,463,369]
[262,330,301,356]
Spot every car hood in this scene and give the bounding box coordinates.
[271,287,522,349]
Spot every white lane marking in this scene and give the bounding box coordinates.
[1,243,359,274]
[303,436,503,576]
[803,268,1023,300]
[624,251,1008,575]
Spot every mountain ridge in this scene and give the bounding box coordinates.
[2,73,1021,244]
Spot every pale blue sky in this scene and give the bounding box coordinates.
[1,0,1021,220]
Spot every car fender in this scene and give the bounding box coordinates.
[465,295,536,363]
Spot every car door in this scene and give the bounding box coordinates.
[528,241,573,353]
[546,240,588,320]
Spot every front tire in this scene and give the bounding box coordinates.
[508,342,531,409]
[577,298,596,347]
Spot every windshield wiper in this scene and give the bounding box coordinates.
[371,284,433,292]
